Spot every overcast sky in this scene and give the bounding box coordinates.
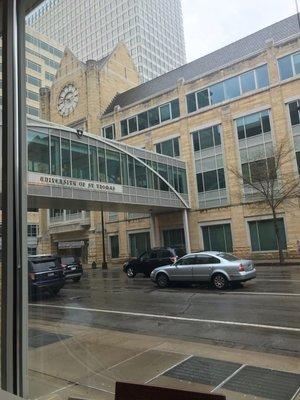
[181,0,298,62]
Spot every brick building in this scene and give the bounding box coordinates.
[39,14,300,263]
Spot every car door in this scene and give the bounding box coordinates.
[170,256,195,281]
[193,255,221,281]
[157,249,172,267]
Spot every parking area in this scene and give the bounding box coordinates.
[28,265,300,399]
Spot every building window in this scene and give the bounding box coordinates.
[28,247,37,256]
[192,125,220,152]
[26,59,41,73]
[26,105,40,117]
[110,235,119,258]
[248,218,286,251]
[202,224,233,252]
[129,231,151,257]
[27,224,38,237]
[287,100,300,175]
[45,71,55,81]
[288,101,300,126]
[156,137,180,157]
[102,124,115,139]
[71,142,89,179]
[236,110,271,140]
[278,51,300,80]
[186,65,269,113]
[120,98,180,136]
[26,74,41,87]
[163,228,185,249]
[26,90,39,102]
[296,152,300,174]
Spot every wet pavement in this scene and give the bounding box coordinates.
[28,265,300,399]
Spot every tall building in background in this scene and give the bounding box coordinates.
[26,0,186,82]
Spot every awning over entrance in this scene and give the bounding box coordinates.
[57,241,85,249]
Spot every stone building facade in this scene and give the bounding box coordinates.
[39,15,300,264]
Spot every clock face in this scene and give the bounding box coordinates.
[58,84,79,117]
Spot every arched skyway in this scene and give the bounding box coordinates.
[25,117,190,213]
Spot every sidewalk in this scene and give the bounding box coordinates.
[28,319,300,400]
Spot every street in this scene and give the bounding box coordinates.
[28,265,300,399]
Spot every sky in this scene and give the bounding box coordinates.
[181,0,298,62]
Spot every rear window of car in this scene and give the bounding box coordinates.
[30,259,58,272]
[218,253,239,261]
[159,250,171,258]
[61,257,76,264]
[175,248,186,258]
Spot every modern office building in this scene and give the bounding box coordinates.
[0,25,64,256]
[39,14,300,264]
[0,25,64,117]
[26,0,186,82]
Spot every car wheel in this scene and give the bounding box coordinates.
[156,273,169,288]
[72,276,81,283]
[126,266,136,278]
[212,273,228,290]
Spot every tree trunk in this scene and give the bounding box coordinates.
[272,210,284,265]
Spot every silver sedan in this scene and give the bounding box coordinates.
[150,251,256,289]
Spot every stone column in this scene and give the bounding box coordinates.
[183,210,191,253]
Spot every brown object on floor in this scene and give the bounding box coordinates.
[115,382,226,400]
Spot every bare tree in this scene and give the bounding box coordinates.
[230,139,300,264]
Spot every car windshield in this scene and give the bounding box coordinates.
[218,253,239,261]
[61,256,76,264]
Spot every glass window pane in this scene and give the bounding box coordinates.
[121,119,128,136]
[204,169,218,191]
[89,146,98,181]
[196,173,204,192]
[293,52,300,74]
[278,55,293,80]
[261,111,271,133]
[103,125,114,139]
[148,107,159,126]
[218,168,226,189]
[106,150,121,184]
[128,116,137,133]
[50,136,61,175]
[208,225,226,252]
[224,76,241,99]
[161,139,173,157]
[71,141,89,179]
[240,70,256,93]
[192,131,200,152]
[249,221,260,251]
[110,235,119,258]
[242,163,250,181]
[135,159,147,188]
[178,168,187,193]
[213,125,221,146]
[202,226,210,250]
[138,111,148,130]
[296,151,300,174]
[159,103,171,122]
[197,89,210,108]
[158,163,169,191]
[173,137,180,156]
[156,143,162,154]
[236,118,245,140]
[289,101,300,126]
[28,130,50,173]
[200,127,214,149]
[210,82,225,104]
[171,99,180,118]
[255,65,269,87]
[128,156,135,186]
[244,113,262,137]
[186,92,197,113]
[61,138,71,177]
[98,147,106,181]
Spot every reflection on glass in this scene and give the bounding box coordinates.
[28,130,50,173]
[71,141,89,179]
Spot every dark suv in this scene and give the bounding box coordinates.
[28,254,65,298]
[61,256,83,282]
[123,247,186,278]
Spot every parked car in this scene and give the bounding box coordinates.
[60,256,83,282]
[123,247,186,278]
[150,251,256,289]
[28,254,65,298]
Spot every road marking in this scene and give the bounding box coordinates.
[211,364,246,393]
[29,303,300,333]
[107,347,156,370]
[220,291,300,297]
[144,355,193,384]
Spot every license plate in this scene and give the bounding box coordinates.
[71,266,76,271]
[48,272,55,277]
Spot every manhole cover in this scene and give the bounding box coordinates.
[29,328,72,348]
[165,356,241,386]
[223,365,300,400]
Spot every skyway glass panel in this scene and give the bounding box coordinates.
[26,128,188,195]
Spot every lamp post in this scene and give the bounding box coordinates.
[101,210,108,269]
